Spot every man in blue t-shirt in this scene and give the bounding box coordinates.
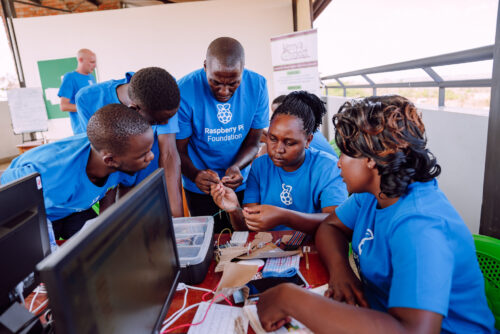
[76,67,184,217]
[1,104,155,240]
[176,37,269,232]
[58,48,97,134]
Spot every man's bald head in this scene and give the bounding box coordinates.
[77,48,94,58]
[77,48,96,75]
[206,37,245,70]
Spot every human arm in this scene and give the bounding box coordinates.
[58,74,77,112]
[240,152,339,233]
[242,205,335,234]
[257,283,443,334]
[75,89,93,130]
[223,75,270,188]
[117,184,133,198]
[222,128,264,189]
[158,133,183,217]
[99,187,117,213]
[59,97,77,112]
[255,129,268,158]
[315,211,368,306]
[210,183,247,230]
[208,188,335,233]
[176,137,220,194]
[0,164,37,185]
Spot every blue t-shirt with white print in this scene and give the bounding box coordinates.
[75,72,179,185]
[243,148,347,231]
[335,180,496,333]
[176,68,269,194]
[0,134,135,221]
[310,130,337,158]
[58,71,96,134]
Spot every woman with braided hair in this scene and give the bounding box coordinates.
[210,90,347,232]
[256,95,495,333]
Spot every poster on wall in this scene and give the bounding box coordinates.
[37,57,97,119]
[270,29,319,97]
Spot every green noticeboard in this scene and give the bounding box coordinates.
[37,57,97,120]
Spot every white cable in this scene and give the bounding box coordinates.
[184,285,213,293]
[160,284,216,332]
[162,287,188,325]
[162,285,214,326]
[28,286,42,312]
[31,299,48,314]
[160,302,202,333]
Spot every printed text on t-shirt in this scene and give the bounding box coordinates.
[205,124,245,142]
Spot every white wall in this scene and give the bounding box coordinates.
[421,108,487,234]
[1,0,293,156]
[325,96,487,234]
[14,0,292,93]
[5,0,292,148]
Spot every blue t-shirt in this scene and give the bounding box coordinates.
[243,148,347,231]
[58,71,96,134]
[75,72,179,185]
[335,180,496,333]
[0,134,135,222]
[177,68,269,193]
[310,130,337,158]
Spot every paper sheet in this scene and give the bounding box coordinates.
[216,263,259,292]
[243,304,312,334]
[187,302,248,334]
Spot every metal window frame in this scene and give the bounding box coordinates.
[321,45,494,107]
[480,3,500,238]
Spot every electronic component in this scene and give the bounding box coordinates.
[230,231,249,246]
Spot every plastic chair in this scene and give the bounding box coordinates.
[329,139,341,158]
[473,234,500,330]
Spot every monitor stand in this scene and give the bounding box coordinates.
[0,302,43,334]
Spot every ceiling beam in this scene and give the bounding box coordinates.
[13,0,71,12]
[86,0,102,6]
[312,0,331,21]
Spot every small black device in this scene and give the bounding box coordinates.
[246,274,308,296]
[37,169,181,334]
[0,172,51,333]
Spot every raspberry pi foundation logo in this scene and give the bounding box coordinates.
[217,104,232,124]
[280,184,293,205]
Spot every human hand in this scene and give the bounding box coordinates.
[325,267,369,307]
[210,183,240,212]
[194,169,220,194]
[221,165,243,189]
[257,283,292,332]
[243,205,282,231]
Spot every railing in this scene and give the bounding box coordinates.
[320,45,494,107]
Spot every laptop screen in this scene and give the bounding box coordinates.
[37,169,180,334]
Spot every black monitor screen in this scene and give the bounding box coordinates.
[37,169,180,334]
[0,172,50,312]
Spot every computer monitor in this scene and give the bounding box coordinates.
[37,169,180,334]
[0,172,51,313]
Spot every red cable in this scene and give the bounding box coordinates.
[202,281,220,302]
[162,293,233,333]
